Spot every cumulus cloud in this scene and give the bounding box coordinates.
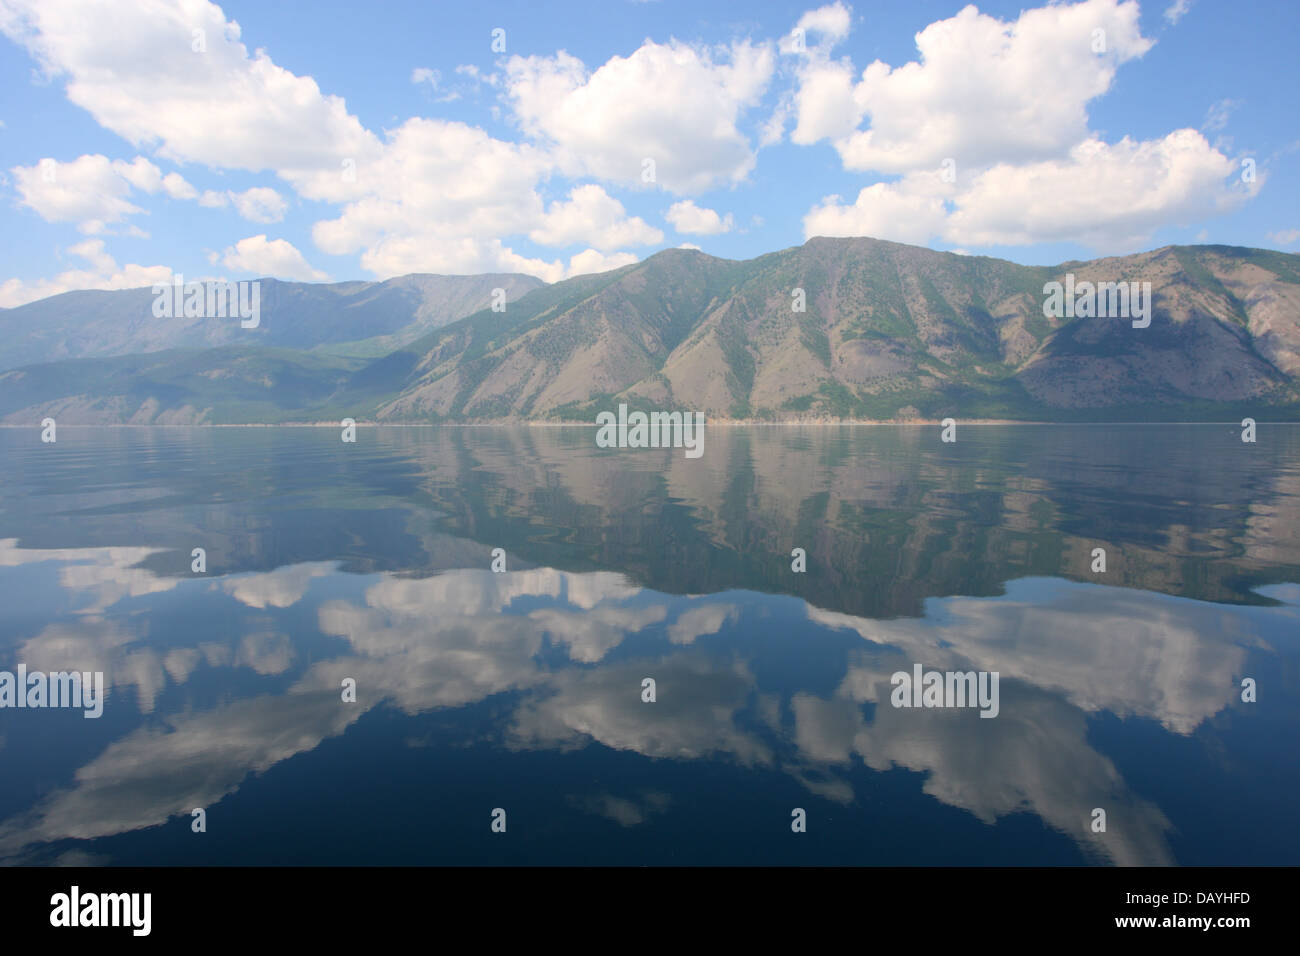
[0,0,381,200]
[530,184,663,249]
[10,154,197,232]
[0,3,728,285]
[309,117,553,273]
[310,121,651,281]
[0,239,172,307]
[229,186,288,223]
[782,1,852,53]
[792,0,1154,173]
[566,248,638,278]
[0,0,1255,289]
[9,150,288,247]
[219,235,328,281]
[941,130,1255,248]
[196,186,290,223]
[0,0,615,283]
[665,200,734,235]
[804,175,952,245]
[795,1,1255,252]
[505,39,774,193]
[807,129,1256,250]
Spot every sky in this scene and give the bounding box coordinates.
[0,0,1296,307]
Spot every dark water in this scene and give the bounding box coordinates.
[0,424,1297,866]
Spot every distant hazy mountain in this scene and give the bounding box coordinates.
[2,238,1298,424]
[0,272,544,370]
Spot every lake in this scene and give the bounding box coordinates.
[1,424,1297,865]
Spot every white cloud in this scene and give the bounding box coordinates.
[10,154,170,230]
[411,66,462,101]
[1202,98,1238,133]
[219,235,328,281]
[794,1,1252,252]
[781,1,852,54]
[805,175,951,245]
[758,99,792,146]
[505,39,774,193]
[1164,0,1193,25]
[309,117,557,277]
[308,122,644,281]
[229,186,288,224]
[0,4,704,283]
[566,249,638,278]
[789,57,859,146]
[111,156,196,199]
[792,0,1154,173]
[665,200,734,235]
[7,0,1236,288]
[943,130,1254,248]
[1268,229,1300,246]
[804,130,1255,251]
[530,184,663,249]
[7,153,288,240]
[0,239,172,307]
[193,186,287,222]
[0,0,382,203]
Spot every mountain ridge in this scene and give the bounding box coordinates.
[0,271,546,369]
[2,236,1298,424]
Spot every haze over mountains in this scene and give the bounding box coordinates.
[0,272,544,368]
[2,236,1298,424]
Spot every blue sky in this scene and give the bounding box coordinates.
[0,0,1296,305]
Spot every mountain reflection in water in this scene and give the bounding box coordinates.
[0,425,1297,866]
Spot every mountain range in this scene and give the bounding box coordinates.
[2,236,1298,424]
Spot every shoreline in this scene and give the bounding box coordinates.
[3,419,1296,428]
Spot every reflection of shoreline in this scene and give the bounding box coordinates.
[6,422,1300,428]
[2,542,1282,865]
[4,427,1300,621]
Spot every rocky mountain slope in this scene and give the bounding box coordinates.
[375,237,1300,422]
[2,237,1297,423]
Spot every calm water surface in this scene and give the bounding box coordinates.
[1,425,1297,865]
